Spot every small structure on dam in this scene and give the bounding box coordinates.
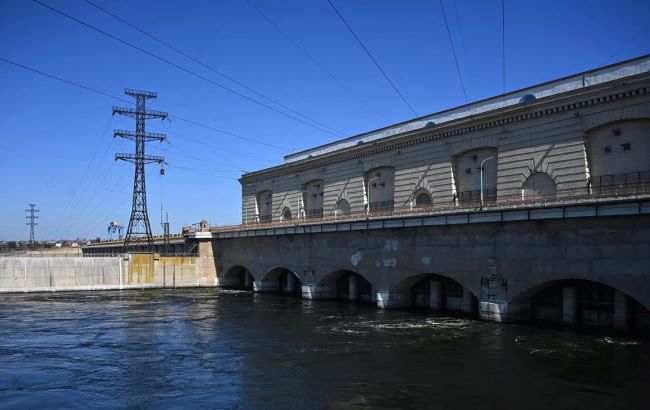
[84,55,650,332]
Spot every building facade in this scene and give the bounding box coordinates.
[240,56,650,224]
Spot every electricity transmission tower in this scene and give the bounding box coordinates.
[25,203,39,247]
[113,89,166,250]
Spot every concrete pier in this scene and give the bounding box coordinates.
[302,284,336,299]
[562,287,578,325]
[614,291,629,330]
[349,275,358,301]
[286,272,295,293]
[254,280,278,293]
[462,287,473,313]
[429,279,442,310]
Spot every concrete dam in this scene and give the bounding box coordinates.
[58,55,650,333]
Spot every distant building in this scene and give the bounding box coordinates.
[240,55,650,223]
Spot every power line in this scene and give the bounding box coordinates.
[438,0,468,104]
[31,0,345,138]
[600,22,650,66]
[49,116,113,237]
[81,0,347,138]
[166,164,241,181]
[246,0,386,121]
[48,129,117,237]
[451,0,472,100]
[156,143,246,173]
[171,131,277,164]
[501,0,506,96]
[326,0,417,116]
[169,114,289,151]
[0,56,291,151]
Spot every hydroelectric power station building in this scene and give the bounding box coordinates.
[230,55,650,331]
[240,56,649,224]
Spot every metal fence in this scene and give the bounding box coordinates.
[211,179,649,234]
[591,170,650,197]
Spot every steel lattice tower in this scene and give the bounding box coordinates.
[113,89,166,250]
[25,203,39,247]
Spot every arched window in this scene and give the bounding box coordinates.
[414,189,432,207]
[282,207,292,220]
[257,190,272,222]
[585,119,650,196]
[336,199,350,215]
[454,148,497,205]
[302,179,324,218]
[522,173,556,201]
[365,167,395,212]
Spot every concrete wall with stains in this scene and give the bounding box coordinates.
[214,214,650,318]
[0,254,216,293]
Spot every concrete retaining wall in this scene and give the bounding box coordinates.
[0,254,216,293]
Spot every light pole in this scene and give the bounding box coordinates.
[480,156,496,209]
[299,190,309,220]
[366,175,381,214]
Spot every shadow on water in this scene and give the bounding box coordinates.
[0,288,648,409]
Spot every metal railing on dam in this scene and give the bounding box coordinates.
[208,182,650,236]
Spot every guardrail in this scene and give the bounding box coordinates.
[210,182,650,234]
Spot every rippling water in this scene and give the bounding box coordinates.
[1,289,648,409]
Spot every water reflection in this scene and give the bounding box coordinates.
[0,289,648,409]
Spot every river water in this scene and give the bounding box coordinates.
[0,289,648,409]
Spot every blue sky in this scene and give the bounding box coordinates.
[1,0,649,241]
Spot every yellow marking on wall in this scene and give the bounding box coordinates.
[127,254,199,286]
[128,254,155,284]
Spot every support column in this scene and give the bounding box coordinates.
[461,287,474,313]
[253,280,278,292]
[614,290,629,330]
[302,284,336,299]
[197,240,217,287]
[562,287,578,325]
[349,274,358,301]
[244,271,251,289]
[286,272,295,293]
[376,291,411,308]
[429,279,442,310]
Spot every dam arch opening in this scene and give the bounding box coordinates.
[221,265,254,289]
[518,279,650,332]
[318,270,374,303]
[392,273,478,315]
[256,267,302,295]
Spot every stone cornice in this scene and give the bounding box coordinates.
[240,75,650,185]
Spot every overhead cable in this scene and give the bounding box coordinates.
[0,57,291,151]
[326,0,417,116]
[31,0,345,138]
[82,0,347,138]
[439,0,468,104]
[246,0,386,121]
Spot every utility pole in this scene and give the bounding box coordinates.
[113,89,167,251]
[25,203,39,248]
